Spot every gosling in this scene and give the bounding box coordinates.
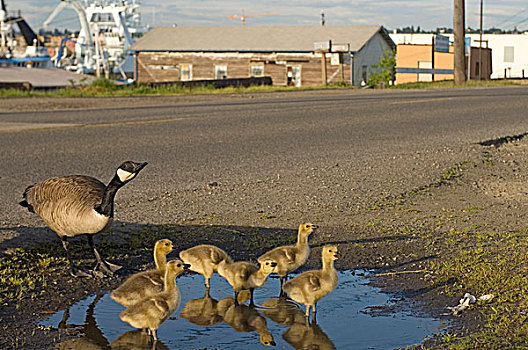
[282,245,339,321]
[111,239,173,307]
[120,259,189,341]
[218,258,277,306]
[179,244,233,296]
[258,223,317,296]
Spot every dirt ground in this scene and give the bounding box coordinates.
[2,95,528,349]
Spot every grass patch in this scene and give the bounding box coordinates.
[394,79,528,90]
[428,229,528,348]
[0,245,66,304]
[0,78,354,98]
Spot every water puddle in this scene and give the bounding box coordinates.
[41,270,445,349]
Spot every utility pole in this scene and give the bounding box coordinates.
[453,0,466,84]
[479,0,483,80]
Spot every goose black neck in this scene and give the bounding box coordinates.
[95,175,124,217]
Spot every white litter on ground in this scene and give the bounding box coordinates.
[446,292,494,316]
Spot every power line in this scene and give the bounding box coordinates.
[493,6,528,27]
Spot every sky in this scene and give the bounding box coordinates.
[4,0,528,32]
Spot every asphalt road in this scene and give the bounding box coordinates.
[1,86,528,245]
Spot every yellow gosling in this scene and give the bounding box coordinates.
[282,245,339,322]
[111,239,173,307]
[218,259,277,306]
[179,244,233,295]
[120,259,189,341]
[258,223,317,296]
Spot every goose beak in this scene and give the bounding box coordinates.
[132,161,148,173]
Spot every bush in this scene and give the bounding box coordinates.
[368,49,396,87]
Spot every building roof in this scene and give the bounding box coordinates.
[131,25,395,53]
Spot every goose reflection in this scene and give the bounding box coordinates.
[55,293,110,350]
[111,330,169,350]
[261,298,336,350]
[180,293,276,346]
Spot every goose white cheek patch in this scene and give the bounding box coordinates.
[117,168,135,182]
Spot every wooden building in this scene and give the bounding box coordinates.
[130,25,395,87]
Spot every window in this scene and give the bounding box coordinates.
[504,46,514,63]
[250,65,264,77]
[361,65,368,85]
[287,66,301,87]
[215,65,227,79]
[180,64,192,81]
[417,60,432,82]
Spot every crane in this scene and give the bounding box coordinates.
[228,9,278,26]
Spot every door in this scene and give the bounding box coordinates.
[287,66,301,87]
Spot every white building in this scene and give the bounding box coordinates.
[390,33,528,79]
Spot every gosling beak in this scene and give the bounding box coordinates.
[311,224,319,229]
[270,340,277,346]
[334,253,339,259]
[270,262,278,267]
[183,263,191,270]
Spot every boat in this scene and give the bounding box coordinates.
[0,0,53,68]
[43,0,151,77]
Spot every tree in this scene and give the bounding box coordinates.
[367,49,396,87]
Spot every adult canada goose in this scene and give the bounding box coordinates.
[258,223,317,296]
[111,239,173,307]
[218,258,277,306]
[19,161,148,277]
[120,259,190,341]
[179,244,233,296]
[282,246,339,322]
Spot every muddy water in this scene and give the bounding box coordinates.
[41,270,444,349]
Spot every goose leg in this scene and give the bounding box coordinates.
[279,275,287,297]
[87,235,121,276]
[205,277,211,297]
[249,288,255,306]
[234,291,240,306]
[61,237,91,278]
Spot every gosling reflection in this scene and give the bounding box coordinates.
[179,289,250,326]
[111,330,169,350]
[261,298,336,350]
[180,293,276,347]
[179,296,223,326]
[223,303,276,347]
[260,298,307,326]
[55,293,110,350]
